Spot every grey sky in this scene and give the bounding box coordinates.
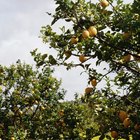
[0,0,133,100]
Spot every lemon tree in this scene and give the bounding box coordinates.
[0,61,65,139]
[32,0,140,139]
[0,60,99,139]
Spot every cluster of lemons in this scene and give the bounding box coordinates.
[69,26,98,63]
[65,0,140,139]
[85,79,97,95]
[67,0,110,62]
[111,110,140,138]
[69,0,110,98]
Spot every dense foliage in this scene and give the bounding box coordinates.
[0,0,140,139]
[0,61,66,139]
[0,61,99,140]
[31,0,140,139]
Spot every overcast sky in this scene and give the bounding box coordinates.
[0,0,133,100]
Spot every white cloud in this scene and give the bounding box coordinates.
[0,0,134,100]
[0,0,88,100]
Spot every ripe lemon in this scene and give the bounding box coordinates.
[118,110,128,122]
[111,131,118,138]
[82,30,90,39]
[134,124,140,130]
[122,54,131,62]
[79,55,87,63]
[64,51,72,58]
[88,26,97,37]
[85,87,93,94]
[70,36,78,44]
[100,0,109,7]
[123,118,131,128]
[91,79,97,87]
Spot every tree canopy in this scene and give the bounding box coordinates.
[0,0,140,139]
[0,61,66,139]
[31,0,140,139]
